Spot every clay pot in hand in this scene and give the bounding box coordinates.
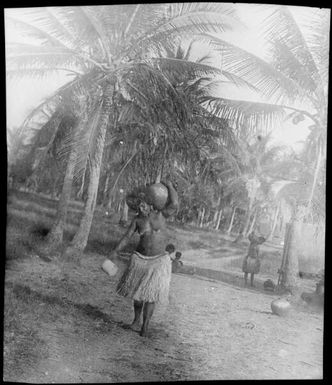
[102,259,118,276]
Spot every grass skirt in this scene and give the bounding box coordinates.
[116,252,172,304]
[242,257,261,274]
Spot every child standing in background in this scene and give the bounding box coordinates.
[171,251,183,273]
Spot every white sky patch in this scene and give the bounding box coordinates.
[6,75,69,128]
[269,119,311,153]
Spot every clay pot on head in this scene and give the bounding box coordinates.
[271,298,292,317]
[145,183,169,210]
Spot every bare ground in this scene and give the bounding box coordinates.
[4,191,324,382]
[4,252,323,382]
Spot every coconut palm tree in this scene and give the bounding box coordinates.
[6,4,247,253]
[200,6,328,207]
[198,6,328,285]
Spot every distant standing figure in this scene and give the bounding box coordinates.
[171,251,183,273]
[242,231,266,287]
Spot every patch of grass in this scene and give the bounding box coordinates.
[3,288,49,380]
[6,241,31,262]
[30,223,51,238]
[6,216,55,264]
[11,282,115,326]
[188,240,211,249]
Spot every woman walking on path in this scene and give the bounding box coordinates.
[108,178,178,337]
[242,231,266,287]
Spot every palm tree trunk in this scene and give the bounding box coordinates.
[267,203,280,241]
[117,199,122,212]
[215,209,223,230]
[243,199,254,236]
[199,207,205,228]
[107,190,113,211]
[212,210,219,228]
[234,205,253,244]
[227,206,237,234]
[279,202,305,293]
[102,173,110,207]
[69,83,112,252]
[203,208,208,227]
[247,208,257,236]
[280,221,300,293]
[306,144,323,217]
[120,200,129,224]
[45,148,77,249]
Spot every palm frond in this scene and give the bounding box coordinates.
[6,67,79,79]
[5,14,72,50]
[153,57,222,79]
[262,6,325,93]
[78,7,112,60]
[201,33,314,106]
[215,72,260,92]
[299,8,330,92]
[202,96,286,133]
[6,42,82,71]
[19,7,79,50]
[118,62,189,132]
[49,6,105,54]
[184,39,198,61]
[16,69,105,147]
[125,4,244,59]
[267,39,318,95]
[58,97,103,184]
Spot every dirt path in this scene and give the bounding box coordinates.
[4,253,323,382]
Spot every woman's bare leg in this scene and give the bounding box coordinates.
[123,300,143,330]
[140,302,155,337]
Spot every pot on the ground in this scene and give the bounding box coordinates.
[271,298,291,317]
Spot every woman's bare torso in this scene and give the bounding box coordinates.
[135,211,168,256]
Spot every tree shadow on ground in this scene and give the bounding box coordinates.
[11,283,118,326]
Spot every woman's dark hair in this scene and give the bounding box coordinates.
[126,187,147,211]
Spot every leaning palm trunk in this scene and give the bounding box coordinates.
[234,201,253,243]
[226,206,237,234]
[69,84,113,252]
[44,147,77,249]
[214,209,223,230]
[243,199,254,236]
[306,144,323,218]
[267,203,280,241]
[246,207,257,236]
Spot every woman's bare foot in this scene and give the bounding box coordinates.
[139,328,150,337]
[122,321,140,331]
